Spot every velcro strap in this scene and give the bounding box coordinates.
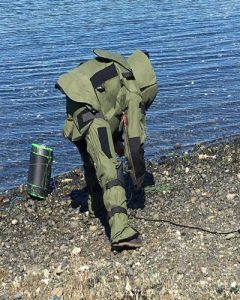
[90,64,118,89]
[105,179,122,190]
[122,71,135,80]
[107,206,127,220]
[82,111,104,123]
[78,110,104,130]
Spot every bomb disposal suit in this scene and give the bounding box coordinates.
[56,49,158,248]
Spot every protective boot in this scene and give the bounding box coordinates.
[111,236,142,252]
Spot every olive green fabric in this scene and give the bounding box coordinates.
[82,118,137,243]
[93,49,131,71]
[57,69,101,111]
[127,50,158,109]
[56,49,159,243]
[63,102,94,142]
[57,49,147,185]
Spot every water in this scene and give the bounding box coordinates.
[0,0,240,191]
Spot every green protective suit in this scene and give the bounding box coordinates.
[56,49,158,244]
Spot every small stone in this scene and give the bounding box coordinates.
[230,281,238,293]
[25,264,41,276]
[199,280,207,288]
[225,233,237,240]
[198,154,208,160]
[216,285,224,294]
[70,221,79,229]
[19,184,25,193]
[43,269,49,278]
[67,199,72,206]
[55,264,64,276]
[226,193,236,200]
[35,287,41,295]
[185,167,190,173]
[60,244,68,252]
[71,247,81,256]
[190,196,197,204]
[201,267,208,276]
[52,287,64,298]
[11,219,18,225]
[61,178,73,183]
[13,292,23,299]
[0,194,7,202]
[78,265,89,271]
[89,225,97,231]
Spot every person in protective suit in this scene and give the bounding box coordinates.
[55,49,158,251]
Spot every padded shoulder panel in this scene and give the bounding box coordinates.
[57,68,101,111]
[93,49,131,71]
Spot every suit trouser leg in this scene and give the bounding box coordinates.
[82,118,138,243]
[74,139,105,216]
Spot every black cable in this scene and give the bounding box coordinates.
[130,213,240,235]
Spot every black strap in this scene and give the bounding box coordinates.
[82,111,104,123]
[90,64,118,89]
[122,71,135,80]
[105,179,122,190]
[107,206,128,220]
[139,102,146,115]
[97,127,112,159]
[78,110,104,130]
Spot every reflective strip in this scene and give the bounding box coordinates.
[90,64,118,89]
[107,206,127,220]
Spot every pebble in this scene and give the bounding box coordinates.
[0,194,7,202]
[225,233,237,240]
[61,178,73,183]
[52,287,64,298]
[1,139,240,299]
[216,285,224,294]
[11,219,18,225]
[43,269,50,278]
[201,267,208,277]
[226,193,236,200]
[54,265,64,276]
[13,292,23,300]
[199,280,208,288]
[69,220,79,229]
[230,281,238,293]
[71,247,81,256]
[89,225,97,231]
[19,184,25,193]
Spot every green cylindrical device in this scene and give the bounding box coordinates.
[27,143,53,199]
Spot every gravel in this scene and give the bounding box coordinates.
[0,137,239,299]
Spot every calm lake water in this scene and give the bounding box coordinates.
[0,0,240,191]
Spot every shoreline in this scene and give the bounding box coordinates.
[0,136,239,299]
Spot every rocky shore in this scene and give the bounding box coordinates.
[0,137,239,300]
